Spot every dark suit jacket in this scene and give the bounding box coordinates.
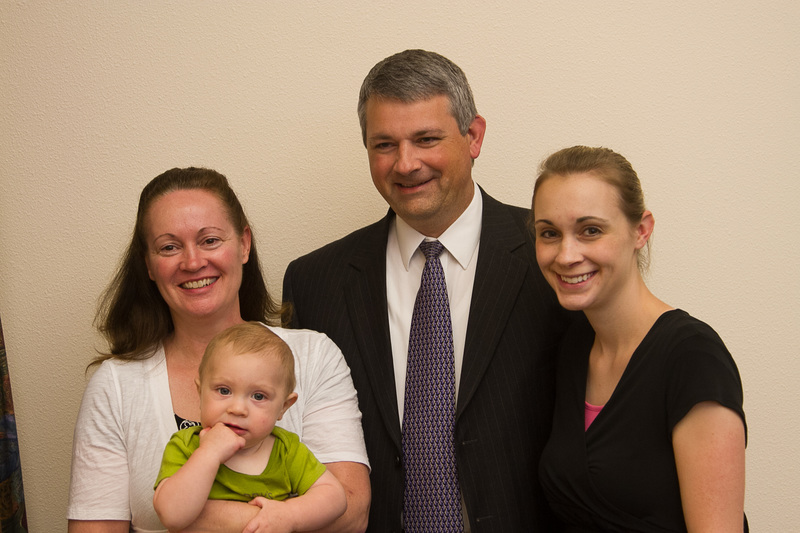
[283,189,569,532]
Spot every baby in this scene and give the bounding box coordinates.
[153,322,346,532]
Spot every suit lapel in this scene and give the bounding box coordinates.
[342,198,532,441]
[343,212,403,449]
[457,191,530,419]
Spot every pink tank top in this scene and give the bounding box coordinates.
[584,401,604,431]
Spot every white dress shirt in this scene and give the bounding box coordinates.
[386,184,483,421]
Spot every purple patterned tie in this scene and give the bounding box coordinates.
[402,240,464,532]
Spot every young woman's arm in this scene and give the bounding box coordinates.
[673,401,746,533]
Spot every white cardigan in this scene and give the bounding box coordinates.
[68,325,369,532]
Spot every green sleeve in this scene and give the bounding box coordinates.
[153,426,203,490]
[274,427,327,496]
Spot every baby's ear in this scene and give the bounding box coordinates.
[278,392,299,420]
[195,377,201,393]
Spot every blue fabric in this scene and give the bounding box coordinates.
[0,317,28,532]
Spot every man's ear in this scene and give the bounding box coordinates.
[467,114,487,160]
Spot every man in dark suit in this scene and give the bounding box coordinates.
[283,49,568,532]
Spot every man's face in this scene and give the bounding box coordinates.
[364,95,486,237]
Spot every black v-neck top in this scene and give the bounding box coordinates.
[539,310,747,532]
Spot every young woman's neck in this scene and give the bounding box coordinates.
[584,275,671,356]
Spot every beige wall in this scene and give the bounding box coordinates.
[1,2,798,530]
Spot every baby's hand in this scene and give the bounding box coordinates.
[197,422,246,464]
[242,497,294,533]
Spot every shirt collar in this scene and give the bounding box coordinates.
[394,183,483,271]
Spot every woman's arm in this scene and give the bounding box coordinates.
[312,461,370,533]
[244,469,347,533]
[673,401,746,533]
[182,462,370,533]
[68,362,140,528]
[279,332,371,532]
[67,520,131,533]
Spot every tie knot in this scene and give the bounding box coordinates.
[419,240,444,261]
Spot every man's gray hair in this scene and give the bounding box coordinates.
[357,49,478,145]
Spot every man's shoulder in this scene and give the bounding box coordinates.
[289,214,390,267]
[478,189,534,250]
[480,189,529,220]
